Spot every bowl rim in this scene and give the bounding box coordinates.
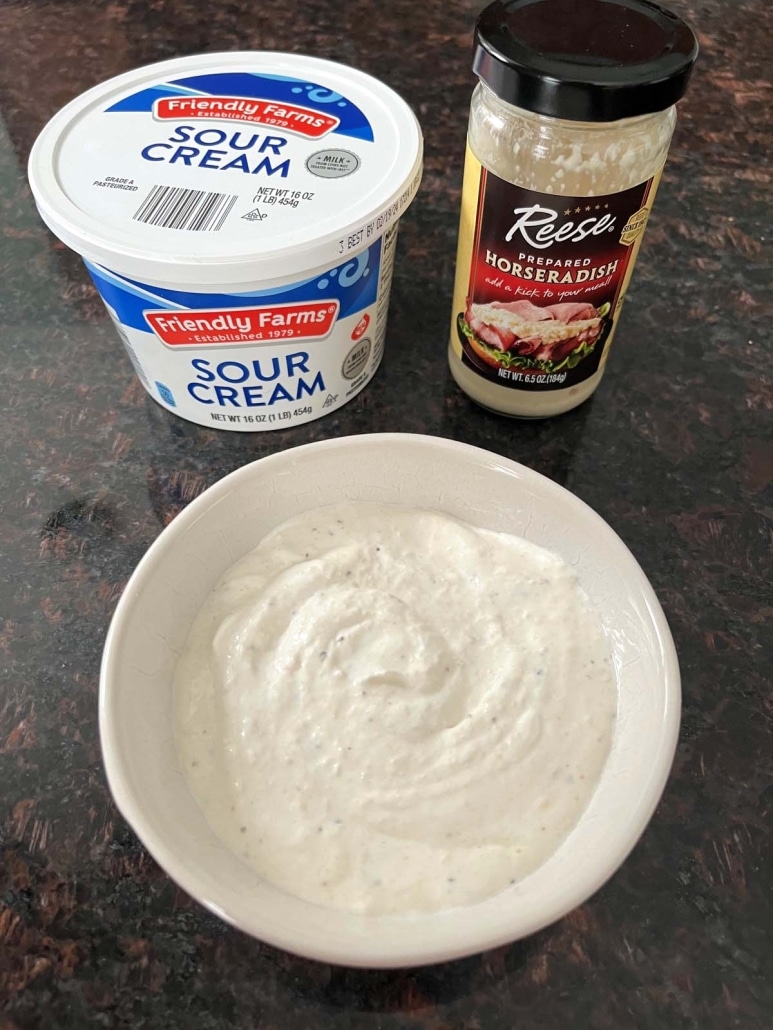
[99,432,681,967]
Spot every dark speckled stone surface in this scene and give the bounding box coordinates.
[0,0,771,1026]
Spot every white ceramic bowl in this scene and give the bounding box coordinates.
[100,433,680,967]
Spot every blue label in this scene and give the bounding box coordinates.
[155,382,176,406]
[86,238,382,336]
[107,72,374,142]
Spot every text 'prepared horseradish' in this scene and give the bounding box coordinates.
[28,53,422,431]
[174,504,617,915]
[450,0,698,417]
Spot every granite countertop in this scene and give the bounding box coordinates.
[0,0,770,1026]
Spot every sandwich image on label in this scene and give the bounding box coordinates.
[458,298,610,374]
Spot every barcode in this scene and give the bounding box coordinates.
[133,185,238,231]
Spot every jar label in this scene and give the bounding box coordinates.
[450,146,661,392]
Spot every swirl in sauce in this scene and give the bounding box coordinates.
[174,504,616,914]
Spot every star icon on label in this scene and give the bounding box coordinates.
[585,205,592,211]
[574,206,582,213]
[564,209,572,215]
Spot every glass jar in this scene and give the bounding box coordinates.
[449,0,698,418]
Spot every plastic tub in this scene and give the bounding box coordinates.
[28,52,423,431]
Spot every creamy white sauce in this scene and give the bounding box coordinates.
[174,504,616,915]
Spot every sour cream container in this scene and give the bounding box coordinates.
[28,52,422,431]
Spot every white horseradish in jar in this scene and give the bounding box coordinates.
[449,0,697,418]
[28,53,422,431]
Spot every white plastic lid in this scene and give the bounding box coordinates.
[28,52,423,286]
